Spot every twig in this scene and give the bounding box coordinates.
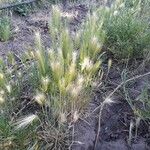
[0,0,37,10]
[93,71,150,114]
[94,71,150,149]
[107,71,150,98]
[94,102,105,150]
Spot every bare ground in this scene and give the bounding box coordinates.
[72,65,150,150]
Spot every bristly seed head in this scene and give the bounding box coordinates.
[104,97,114,104]
[119,3,125,8]
[60,113,67,123]
[6,84,11,93]
[0,95,5,104]
[81,57,93,71]
[34,92,46,106]
[52,5,61,13]
[0,90,5,95]
[41,76,49,92]
[0,73,4,79]
[14,114,38,130]
[73,111,79,122]
[72,51,78,64]
[113,10,118,16]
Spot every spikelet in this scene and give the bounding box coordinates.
[0,73,4,80]
[5,84,11,93]
[60,113,67,123]
[0,95,5,104]
[34,92,46,106]
[73,111,79,122]
[41,76,49,92]
[104,97,114,104]
[14,114,38,130]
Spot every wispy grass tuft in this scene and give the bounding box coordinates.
[0,16,11,42]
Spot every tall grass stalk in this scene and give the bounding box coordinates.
[0,16,11,41]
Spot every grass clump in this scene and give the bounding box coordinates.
[0,16,11,41]
[29,4,104,134]
[0,5,105,149]
[98,0,150,60]
[14,4,33,16]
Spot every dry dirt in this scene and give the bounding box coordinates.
[0,2,88,57]
[72,65,150,150]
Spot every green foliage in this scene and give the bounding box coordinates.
[135,86,150,119]
[0,16,11,41]
[0,116,11,138]
[0,115,39,150]
[122,70,150,121]
[98,0,150,60]
[14,3,33,16]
